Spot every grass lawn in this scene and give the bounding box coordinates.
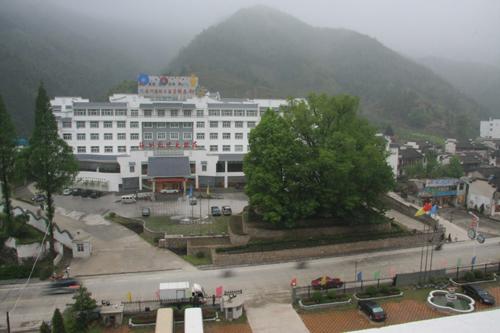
[182,254,212,266]
[144,216,229,235]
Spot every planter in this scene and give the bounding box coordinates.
[353,292,404,301]
[449,275,496,286]
[298,298,352,310]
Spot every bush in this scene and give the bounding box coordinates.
[365,286,378,297]
[38,265,53,280]
[463,271,475,282]
[473,270,484,279]
[379,285,389,295]
[195,251,205,259]
[311,291,323,304]
[108,212,116,218]
[389,287,401,294]
[327,290,337,300]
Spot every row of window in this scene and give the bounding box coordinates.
[197,133,245,140]
[63,120,137,129]
[62,120,257,129]
[209,145,248,152]
[143,122,192,128]
[74,145,249,154]
[72,109,266,118]
[74,109,127,117]
[143,132,192,140]
[64,133,140,141]
[65,131,250,141]
[203,121,256,128]
[208,109,258,117]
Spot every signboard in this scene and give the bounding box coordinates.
[138,141,197,150]
[425,178,460,187]
[137,74,198,100]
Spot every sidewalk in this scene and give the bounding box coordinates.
[246,303,310,333]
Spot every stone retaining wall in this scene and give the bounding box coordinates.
[212,231,443,266]
[383,195,437,227]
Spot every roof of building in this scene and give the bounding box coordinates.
[456,140,488,151]
[147,156,191,178]
[207,103,258,109]
[399,147,423,160]
[217,154,245,162]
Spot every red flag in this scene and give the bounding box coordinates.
[423,202,432,212]
[215,286,223,297]
[290,277,297,287]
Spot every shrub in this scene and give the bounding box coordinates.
[108,212,116,218]
[365,286,378,297]
[473,270,484,279]
[379,285,389,295]
[38,265,53,280]
[327,290,337,300]
[195,251,205,259]
[389,287,401,294]
[311,291,323,303]
[463,271,475,282]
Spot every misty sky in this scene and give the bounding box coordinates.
[52,0,500,66]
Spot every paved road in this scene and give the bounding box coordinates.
[2,238,500,331]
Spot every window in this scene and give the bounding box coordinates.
[157,122,166,128]
[76,121,85,129]
[77,146,86,153]
[157,132,167,140]
[90,121,99,128]
[118,146,126,153]
[102,109,114,116]
[210,121,218,128]
[116,109,127,116]
[201,161,207,172]
[129,164,135,172]
[62,121,72,128]
[216,161,226,172]
[170,132,179,140]
[170,110,178,117]
[117,121,126,128]
[210,145,218,152]
[222,121,231,128]
[77,243,84,252]
[74,109,86,116]
[223,133,231,140]
[143,122,153,128]
[143,133,153,140]
[222,110,233,116]
[130,121,139,128]
[91,146,99,153]
[170,122,179,128]
[131,110,139,117]
[235,145,243,152]
[196,121,205,128]
[209,109,220,116]
[63,133,72,140]
[183,110,192,117]
[104,133,113,140]
[130,146,139,151]
[77,133,86,140]
[157,110,165,117]
[210,133,218,140]
[235,121,243,128]
[246,110,257,117]
[90,133,99,140]
[183,132,192,140]
[235,133,243,139]
[104,146,113,153]
[196,133,205,140]
[247,121,256,128]
[117,133,126,140]
[259,109,267,116]
[234,110,245,117]
[223,145,230,152]
[131,133,139,140]
[143,109,152,117]
[197,145,205,150]
[197,110,204,117]
[88,109,99,116]
[183,122,192,128]
[103,121,112,128]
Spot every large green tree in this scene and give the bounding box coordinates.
[70,286,97,333]
[245,94,394,226]
[27,84,78,260]
[51,308,66,333]
[0,94,17,233]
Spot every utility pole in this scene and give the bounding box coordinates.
[6,311,11,333]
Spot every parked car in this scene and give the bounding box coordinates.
[62,188,72,196]
[142,207,151,217]
[160,188,179,194]
[80,189,91,198]
[311,276,343,289]
[222,206,232,216]
[89,191,101,199]
[462,285,495,305]
[31,194,46,203]
[71,188,82,196]
[211,206,221,216]
[358,300,386,322]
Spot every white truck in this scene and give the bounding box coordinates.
[159,282,206,302]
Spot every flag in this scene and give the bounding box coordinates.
[471,256,477,265]
[127,291,132,302]
[321,276,328,286]
[373,271,381,280]
[357,271,363,282]
[189,185,193,198]
[207,184,210,196]
[415,207,426,216]
[456,257,462,267]
[430,204,438,216]
[215,286,223,297]
[423,202,432,212]
[388,267,396,277]
[290,277,297,287]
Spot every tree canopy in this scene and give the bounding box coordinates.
[404,154,463,179]
[244,94,394,227]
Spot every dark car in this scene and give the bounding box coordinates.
[462,284,495,305]
[222,206,232,216]
[211,206,221,216]
[142,207,151,217]
[71,188,82,196]
[80,189,92,198]
[358,300,386,322]
[45,278,80,295]
[311,276,344,289]
[89,191,101,199]
[31,194,46,203]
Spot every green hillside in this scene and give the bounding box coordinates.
[419,57,500,116]
[168,6,487,138]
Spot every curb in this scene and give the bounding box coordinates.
[298,298,352,310]
[449,275,497,286]
[74,267,182,278]
[353,291,404,301]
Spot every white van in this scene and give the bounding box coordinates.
[120,194,136,204]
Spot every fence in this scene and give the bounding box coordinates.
[122,296,221,315]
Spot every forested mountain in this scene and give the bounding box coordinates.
[168,6,488,138]
[419,57,500,116]
[0,1,186,136]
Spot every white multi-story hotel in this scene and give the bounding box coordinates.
[480,118,500,139]
[51,83,287,193]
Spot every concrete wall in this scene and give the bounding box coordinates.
[212,231,443,266]
[159,235,230,251]
[4,237,47,262]
[383,194,437,227]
